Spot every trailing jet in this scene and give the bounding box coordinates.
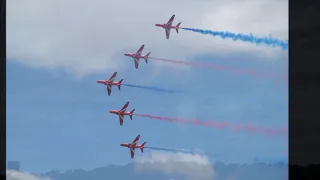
[124,44,151,69]
[109,102,135,126]
[120,135,146,158]
[155,14,181,39]
[96,72,123,96]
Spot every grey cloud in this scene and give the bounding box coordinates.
[134,151,215,180]
[6,170,51,180]
[7,0,287,77]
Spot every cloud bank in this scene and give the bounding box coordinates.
[7,0,288,77]
[6,170,51,180]
[134,151,214,180]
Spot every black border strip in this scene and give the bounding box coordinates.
[289,0,320,179]
[0,0,6,177]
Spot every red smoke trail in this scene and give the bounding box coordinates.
[150,57,284,81]
[134,114,288,137]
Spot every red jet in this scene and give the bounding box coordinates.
[109,102,135,126]
[124,44,151,69]
[155,14,181,39]
[96,72,123,96]
[120,135,146,158]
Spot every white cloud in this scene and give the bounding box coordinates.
[134,151,214,180]
[7,0,288,77]
[6,170,51,180]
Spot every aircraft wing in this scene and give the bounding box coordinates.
[119,115,124,126]
[165,28,171,39]
[132,135,140,146]
[108,72,117,82]
[120,102,129,112]
[166,15,175,26]
[134,58,140,69]
[130,147,135,158]
[136,45,144,56]
[107,85,112,96]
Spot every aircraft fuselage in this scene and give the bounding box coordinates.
[155,24,177,29]
[109,110,130,116]
[96,80,116,86]
[124,53,144,59]
[120,143,140,148]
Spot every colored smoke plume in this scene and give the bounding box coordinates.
[150,57,283,81]
[181,27,288,50]
[122,84,202,96]
[122,84,185,94]
[144,147,197,154]
[145,146,217,156]
[134,114,287,137]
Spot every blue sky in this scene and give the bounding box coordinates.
[7,51,287,173]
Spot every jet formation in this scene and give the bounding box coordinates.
[123,15,181,69]
[97,15,181,158]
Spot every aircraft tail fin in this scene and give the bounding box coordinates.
[140,142,146,153]
[129,109,135,120]
[144,52,151,63]
[118,79,123,90]
[176,22,181,33]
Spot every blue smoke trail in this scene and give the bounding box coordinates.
[145,147,288,164]
[145,147,203,155]
[144,147,181,153]
[122,84,209,98]
[181,28,288,50]
[145,146,217,156]
[137,147,200,158]
[122,84,192,94]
